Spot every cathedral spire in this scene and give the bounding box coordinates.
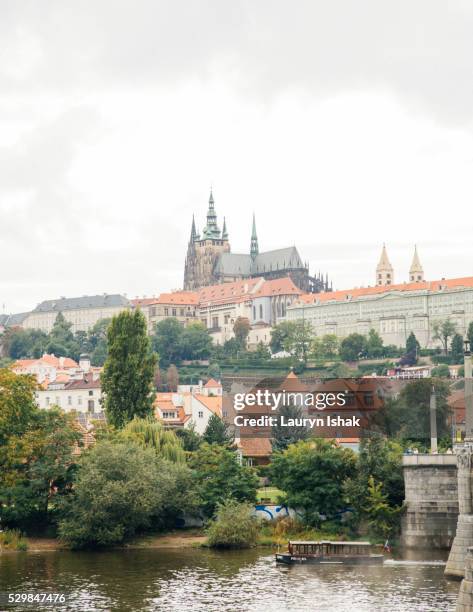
[221,216,228,241]
[376,244,394,286]
[409,245,424,282]
[190,214,196,242]
[202,188,220,239]
[250,213,259,259]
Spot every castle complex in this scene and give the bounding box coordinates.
[183,191,331,293]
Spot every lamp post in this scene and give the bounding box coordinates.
[430,385,437,453]
[465,339,473,442]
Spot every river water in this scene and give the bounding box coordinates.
[0,547,459,611]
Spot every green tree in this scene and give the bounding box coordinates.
[203,414,234,447]
[120,417,186,463]
[175,424,202,452]
[363,476,402,539]
[102,310,157,429]
[320,334,339,359]
[406,331,420,357]
[189,443,258,517]
[270,321,296,354]
[379,378,451,441]
[451,333,464,363]
[270,439,357,526]
[339,333,367,362]
[207,362,221,380]
[153,318,183,367]
[58,441,196,548]
[233,317,251,349]
[366,329,384,358]
[271,404,310,452]
[431,364,450,378]
[344,435,404,526]
[87,318,111,366]
[206,499,260,548]
[0,375,80,531]
[180,322,212,360]
[284,320,313,363]
[432,318,457,355]
[166,364,179,391]
[46,312,79,358]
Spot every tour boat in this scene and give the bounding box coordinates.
[275,540,384,565]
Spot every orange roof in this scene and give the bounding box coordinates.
[238,437,272,457]
[297,276,473,306]
[12,359,36,369]
[194,394,222,417]
[252,277,301,298]
[198,278,264,306]
[151,292,199,306]
[131,297,159,307]
[204,378,221,388]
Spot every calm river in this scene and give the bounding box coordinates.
[0,548,459,611]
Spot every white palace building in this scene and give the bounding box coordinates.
[285,246,473,348]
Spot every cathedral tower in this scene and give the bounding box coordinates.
[376,244,394,286]
[409,245,424,282]
[183,190,230,290]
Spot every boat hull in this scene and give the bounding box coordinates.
[275,553,384,565]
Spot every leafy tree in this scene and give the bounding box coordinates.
[120,417,186,463]
[46,312,79,358]
[180,322,212,360]
[319,334,339,359]
[339,333,367,362]
[175,424,202,452]
[0,374,80,531]
[222,338,241,357]
[432,318,457,355]
[451,333,464,363]
[189,443,258,517]
[344,435,404,527]
[406,332,420,358]
[166,364,179,391]
[378,378,451,441]
[431,364,450,378]
[271,404,310,452]
[153,318,183,367]
[102,310,156,429]
[58,441,197,548]
[206,499,260,548]
[7,329,48,359]
[284,320,313,363]
[233,317,251,349]
[270,439,357,526]
[270,321,296,354]
[203,414,234,447]
[363,476,402,539]
[366,329,384,358]
[87,318,111,366]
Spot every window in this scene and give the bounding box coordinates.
[253,306,256,318]
[162,411,176,419]
[46,397,50,406]
[180,308,185,316]
[67,396,72,406]
[88,400,94,412]
[78,396,82,405]
[55,396,60,406]
[259,304,263,319]
[198,411,203,418]
[212,316,218,328]
[164,307,169,316]
[88,390,93,396]
[150,307,156,317]
[224,314,229,324]
[172,308,177,316]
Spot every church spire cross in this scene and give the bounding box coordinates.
[250,213,259,259]
[222,216,228,241]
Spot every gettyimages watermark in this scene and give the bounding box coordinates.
[223,375,464,441]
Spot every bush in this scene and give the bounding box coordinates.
[206,500,260,548]
[0,529,28,551]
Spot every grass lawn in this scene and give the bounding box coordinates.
[256,487,284,504]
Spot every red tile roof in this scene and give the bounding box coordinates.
[238,437,272,457]
[204,378,221,388]
[297,276,473,306]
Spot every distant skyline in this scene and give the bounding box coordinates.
[2,1,473,313]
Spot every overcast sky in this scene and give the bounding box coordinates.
[1,1,473,313]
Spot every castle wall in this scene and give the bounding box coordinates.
[401,454,458,549]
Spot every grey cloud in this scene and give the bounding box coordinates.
[1,1,473,123]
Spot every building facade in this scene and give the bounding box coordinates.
[23,294,130,333]
[285,276,473,348]
[183,191,331,293]
[133,292,199,334]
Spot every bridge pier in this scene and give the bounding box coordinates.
[446,445,473,579]
[401,454,458,549]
